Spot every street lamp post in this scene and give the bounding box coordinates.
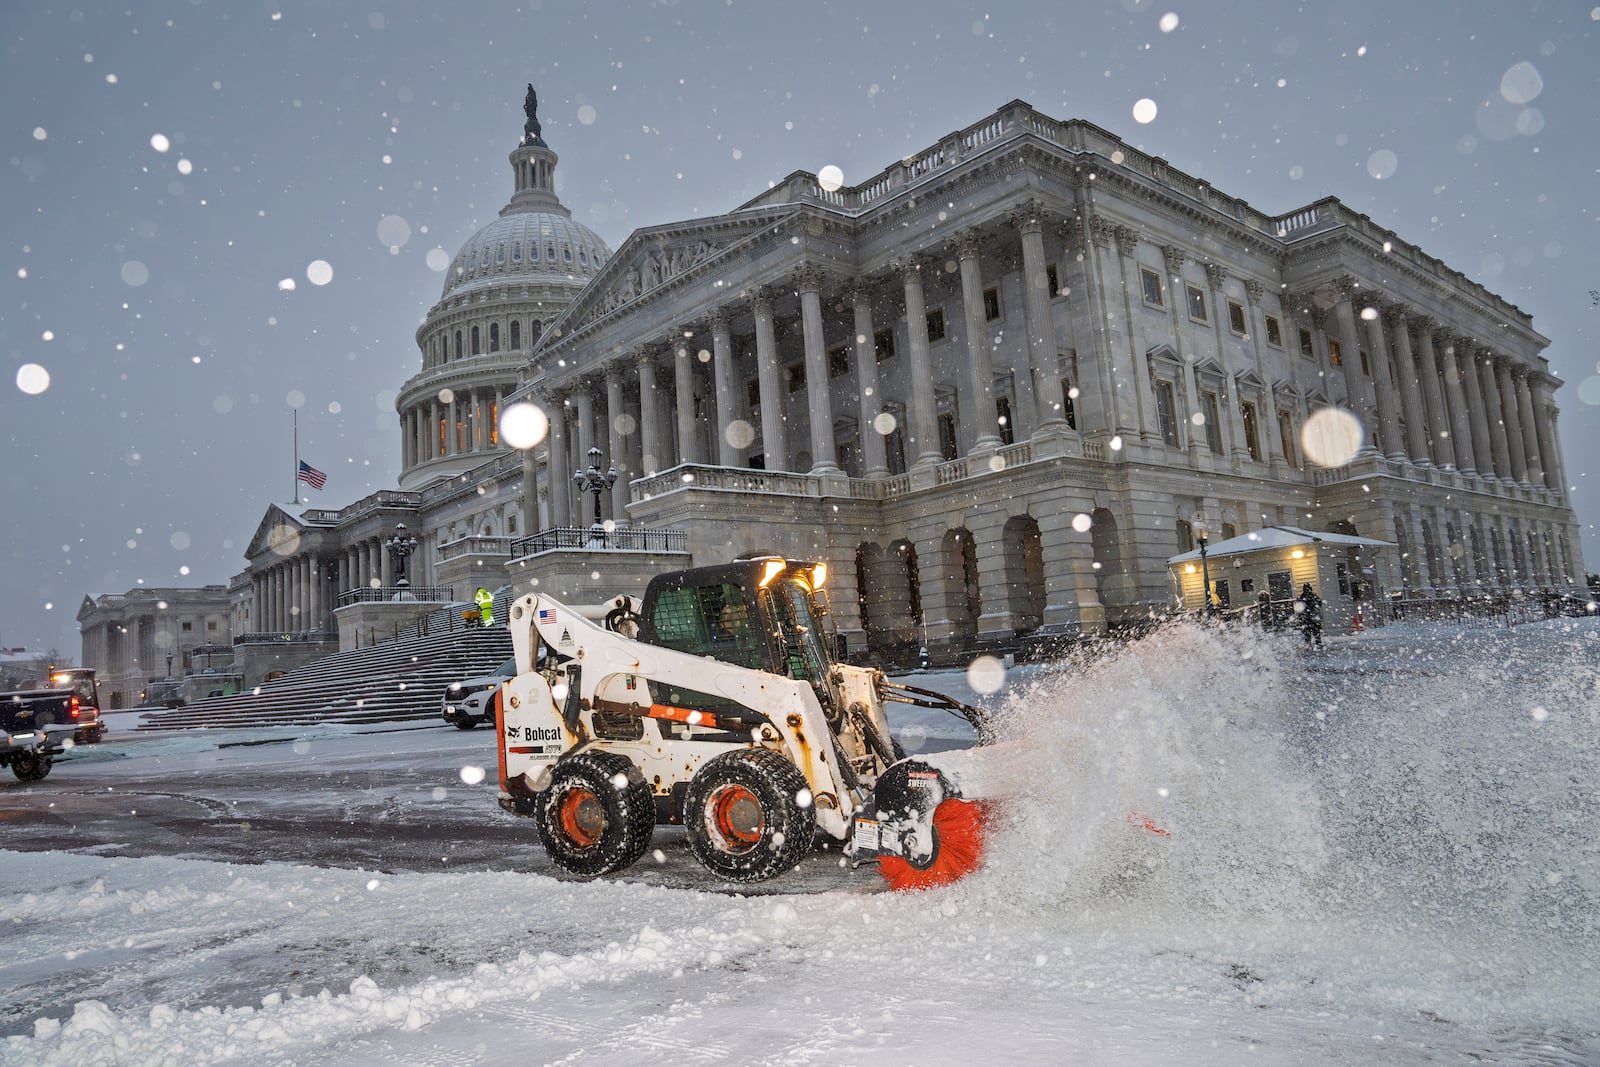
[385,522,419,590]
[1193,512,1215,618]
[573,446,619,544]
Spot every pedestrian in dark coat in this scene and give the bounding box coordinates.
[1297,583,1324,648]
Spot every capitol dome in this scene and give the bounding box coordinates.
[440,207,611,301]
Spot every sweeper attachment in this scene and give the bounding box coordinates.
[494,557,993,889]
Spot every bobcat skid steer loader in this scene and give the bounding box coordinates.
[494,557,993,889]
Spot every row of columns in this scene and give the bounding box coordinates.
[1308,285,1563,489]
[400,385,507,471]
[532,203,1074,529]
[250,536,400,634]
[1393,502,1575,593]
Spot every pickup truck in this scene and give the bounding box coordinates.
[0,667,106,745]
[1,700,61,782]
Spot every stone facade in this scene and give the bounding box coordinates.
[77,586,232,708]
[81,96,1588,675]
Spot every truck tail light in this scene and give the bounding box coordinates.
[69,695,81,719]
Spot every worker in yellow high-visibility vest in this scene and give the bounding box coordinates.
[475,588,494,627]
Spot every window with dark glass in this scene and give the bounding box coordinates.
[1359,349,1371,375]
[786,363,805,392]
[874,327,896,362]
[1228,301,1247,335]
[1266,315,1283,347]
[926,308,946,342]
[1175,519,1194,553]
[1140,268,1163,306]
[471,326,481,355]
[1154,380,1179,446]
[1046,264,1060,296]
[747,378,761,409]
[1279,410,1297,468]
[827,345,850,378]
[1242,400,1261,461]
[489,322,500,352]
[1186,285,1208,322]
[1203,392,1223,453]
[938,411,958,461]
[996,395,1014,445]
[1298,327,1314,357]
[510,321,521,349]
[1059,377,1077,430]
[983,287,1001,321]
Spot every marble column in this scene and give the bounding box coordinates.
[1166,245,1204,457]
[1415,322,1455,470]
[520,447,539,538]
[574,384,596,471]
[1457,340,1494,478]
[1476,349,1512,480]
[750,288,789,471]
[606,364,629,521]
[954,229,1000,450]
[709,308,739,467]
[379,537,394,590]
[1531,375,1562,491]
[1513,369,1544,487]
[795,266,840,472]
[547,393,572,526]
[673,332,702,466]
[1105,221,1153,439]
[896,256,943,468]
[1244,280,1282,468]
[849,285,890,477]
[1206,264,1250,462]
[1332,289,1371,432]
[1494,359,1528,484]
[1011,203,1068,430]
[636,347,665,476]
[1360,297,1403,459]
[1385,307,1431,465]
[446,392,458,455]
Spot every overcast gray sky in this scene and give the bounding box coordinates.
[5,0,1598,658]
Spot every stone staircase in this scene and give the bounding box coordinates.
[139,624,512,731]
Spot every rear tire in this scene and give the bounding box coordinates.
[11,751,52,782]
[684,748,816,882]
[533,751,655,877]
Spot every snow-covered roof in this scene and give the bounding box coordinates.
[1166,525,1394,565]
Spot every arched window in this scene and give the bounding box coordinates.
[510,320,521,350]
[454,330,463,360]
[489,323,500,352]
[471,326,481,355]
[531,320,543,344]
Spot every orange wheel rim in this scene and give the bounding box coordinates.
[708,784,764,851]
[557,787,605,849]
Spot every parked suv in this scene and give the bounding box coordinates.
[441,657,515,730]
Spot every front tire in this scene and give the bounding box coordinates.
[533,751,655,877]
[684,748,817,882]
[453,717,478,731]
[11,751,53,782]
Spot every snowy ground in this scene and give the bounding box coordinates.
[3,619,1598,1065]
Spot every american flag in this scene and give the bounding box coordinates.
[297,460,328,490]
[537,607,557,624]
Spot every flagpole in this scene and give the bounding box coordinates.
[292,409,299,505]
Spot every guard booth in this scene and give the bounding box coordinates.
[1166,525,1396,633]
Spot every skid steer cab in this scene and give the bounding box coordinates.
[494,557,993,889]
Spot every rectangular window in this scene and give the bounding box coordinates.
[1265,315,1283,347]
[874,327,896,362]
[1186,285,1209,322]
[1359,349,1371,375]
[886,425,907,475]
[1336,562,1351,596]
[785,363,806,393]
[938,411,959,461]
[746,378,761,409]
[926,308,946,343]
[208,620,218,631]
[983,287,1001,321]
[181,621,193,632]
[1203,391,1223,454]
[1059,377,1077,430]
[1268,571,1293,600]
[1241,401,1261,461]
[1154,380,1179,446]
[996,395,1015,445]
[1240,578,1256,594]
[1140,268,1163,307]
[1214,578,1231,609]
[827,344,850,379]
[1046,264,1060,297]
[1298,327,1314,357]
[1278,410,1297,468]
[1175,520,1194,553]
[1328,339,1343,367]
[1228,301,1247,335]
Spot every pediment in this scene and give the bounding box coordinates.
[556,208,796,333]
[245,504,306,559]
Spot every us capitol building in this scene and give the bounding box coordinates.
[79,90,1586,700]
